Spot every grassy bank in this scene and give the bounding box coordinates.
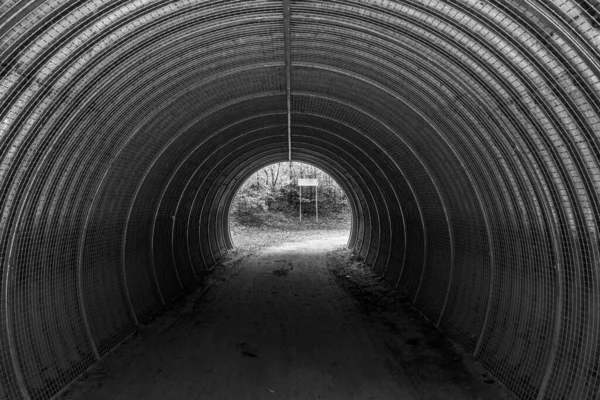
[229,211,351,252]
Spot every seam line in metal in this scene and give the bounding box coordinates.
[284,0,292,162]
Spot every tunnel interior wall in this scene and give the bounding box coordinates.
[2,1,600,400]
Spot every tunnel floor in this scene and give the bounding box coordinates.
[60,235,516,400]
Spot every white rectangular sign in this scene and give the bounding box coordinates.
[298,178,318,186]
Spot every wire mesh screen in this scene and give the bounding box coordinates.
[1,1,600,399]
[0,1,286,399]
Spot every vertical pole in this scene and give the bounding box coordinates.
[316,185,318,223]
[299,186,302,222]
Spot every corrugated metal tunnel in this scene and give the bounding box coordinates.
[1,1,600,399]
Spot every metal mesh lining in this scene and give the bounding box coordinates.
[2,1,600,399]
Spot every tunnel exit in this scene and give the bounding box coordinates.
[228,162,351,252]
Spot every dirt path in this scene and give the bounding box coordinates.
[61,235,515,400]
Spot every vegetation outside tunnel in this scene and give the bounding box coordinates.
[229,162,352,251]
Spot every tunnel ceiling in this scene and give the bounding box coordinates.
[2,1,600,399]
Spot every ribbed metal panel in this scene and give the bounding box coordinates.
[2,1,600,399]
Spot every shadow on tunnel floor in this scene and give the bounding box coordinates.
[59,236,516,400]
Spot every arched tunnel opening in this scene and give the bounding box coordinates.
[227,161,352,249]
[2,1,600,399]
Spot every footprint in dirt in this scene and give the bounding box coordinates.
[272,268,288,277]
[272,262,293,277]
[235,342,259,358]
